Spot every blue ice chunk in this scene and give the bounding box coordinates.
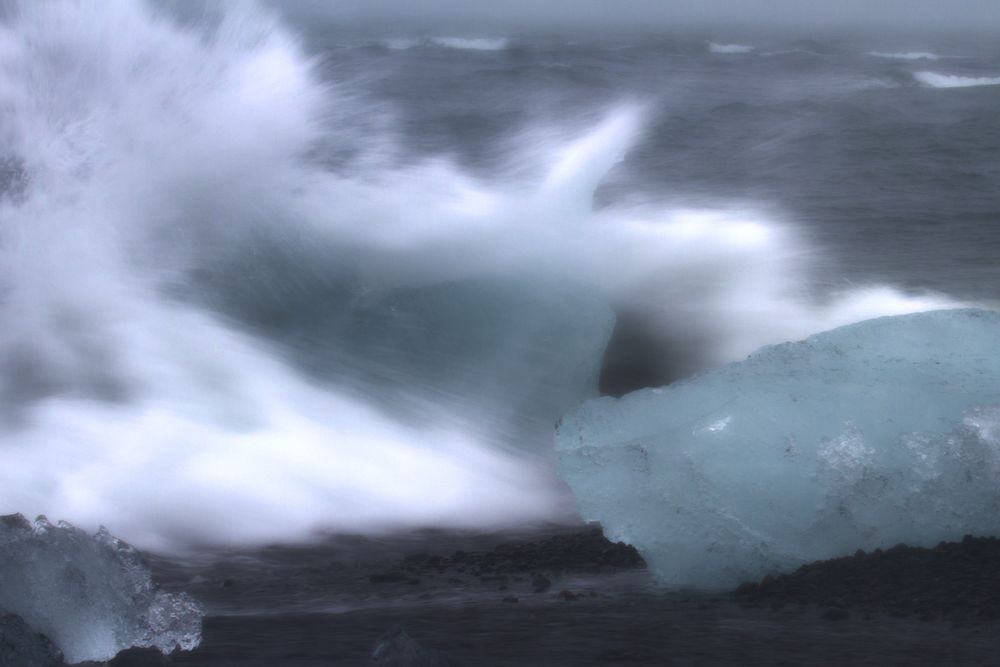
[557,309,1000,588]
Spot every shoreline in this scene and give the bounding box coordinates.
[108,526,1000,665]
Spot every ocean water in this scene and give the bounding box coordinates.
[0,1,998,559]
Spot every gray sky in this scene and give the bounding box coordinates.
[271,0,1000,34]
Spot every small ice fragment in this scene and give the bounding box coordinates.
[0,514,203,664]
[371,625,457,666]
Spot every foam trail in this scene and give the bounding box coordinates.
[915,71,1000,88]
[0,1,968,551]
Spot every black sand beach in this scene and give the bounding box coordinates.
[108,527,1000,666]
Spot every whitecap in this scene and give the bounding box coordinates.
[710,42,754,54]
[915,71,1000,88]
[869,51,941,61]
[430,37,509,51]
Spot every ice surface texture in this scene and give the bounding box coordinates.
[556,309,1000,588]
[0,514,203,664]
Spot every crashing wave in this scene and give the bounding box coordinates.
[0,0,966,551]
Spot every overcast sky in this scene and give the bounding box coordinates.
[271,0,1000,34]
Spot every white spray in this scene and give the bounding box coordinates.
[0,0,962,551]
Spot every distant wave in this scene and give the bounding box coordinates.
[870,51,941,61]
[382,38,421,50]
[761,49,825,57]
[915,71,1000,88]
[380,37,509,51]
[710,42,753,54]
[431,37,509,51]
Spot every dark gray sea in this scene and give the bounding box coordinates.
[308,31,1000,300]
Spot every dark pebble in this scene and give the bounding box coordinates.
[531,574,551,593]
